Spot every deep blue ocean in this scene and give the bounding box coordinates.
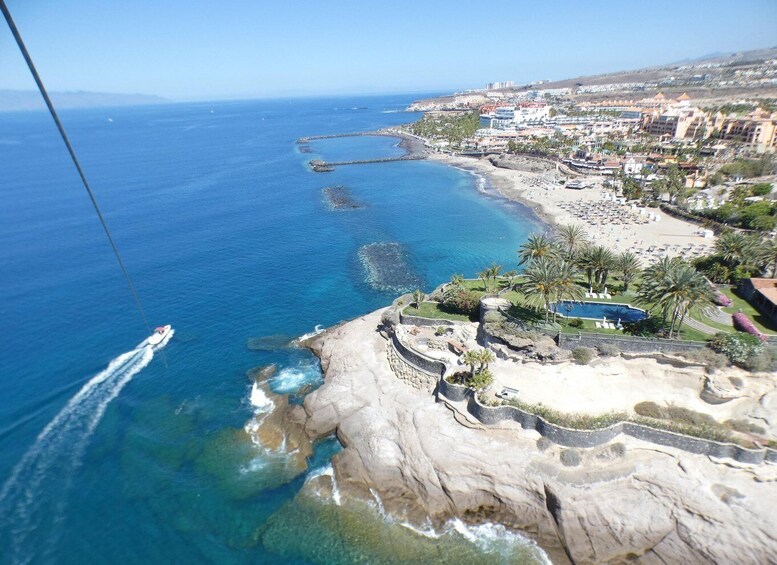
[0,95,546,564]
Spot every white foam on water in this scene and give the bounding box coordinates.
[369,487,387,518]
[249,382,275,412]
[0,346,155,563]
[305,463,342,505]
[446,519,551,563]
[268,363,323,395]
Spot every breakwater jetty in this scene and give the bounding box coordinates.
[297,132,376,143]
[309,155,425,172]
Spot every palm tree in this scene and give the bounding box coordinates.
[518,233,558,266]
[739,235,770,275]
[715,231,767,274]
[715,231,749,265]
[551,261,585,322]
[637,259,714,338]
[517,257,560,323]
[461,350,480,379]
[488,263,503,292]
[555,224,589,261]
[762,238,777,278]
[576,247,596,289]
[412,289,424,309]
[638,256,682,326]
[478,269,491,293]
[588,245,616,291]
[615,252,641,292]
[476,349,495,372]
[503,270,519,292]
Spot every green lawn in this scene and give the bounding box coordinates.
[403,302,473,322]
[719,286,777,335]
[446,277,709,341]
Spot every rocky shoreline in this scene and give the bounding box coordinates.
[284,308,777,564]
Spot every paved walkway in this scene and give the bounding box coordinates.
[684,316,720,336]
[704,306,733,326]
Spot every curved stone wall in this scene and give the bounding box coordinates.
[437,378,777,465]
[398,313,458,327]
[390,332,446,378]
[387,340,438,394]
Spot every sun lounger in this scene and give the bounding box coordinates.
[595,322,603,329]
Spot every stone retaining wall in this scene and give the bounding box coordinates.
[387,341,438,394]
[436,379,777,464]
[398,313,459,327]
[390,332,446,378]
[558,332,706,354]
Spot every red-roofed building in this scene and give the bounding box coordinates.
[739,278,777,327]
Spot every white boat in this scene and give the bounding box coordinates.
[137,325,174,350]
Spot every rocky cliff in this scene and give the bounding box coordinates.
[301,310,777,564]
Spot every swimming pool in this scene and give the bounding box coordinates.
[551,301,648,323]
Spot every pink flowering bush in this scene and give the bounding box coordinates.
[713,292,732,307]
[732,312,767,342]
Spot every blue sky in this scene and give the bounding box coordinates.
[1,0,776,100]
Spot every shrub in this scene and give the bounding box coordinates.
[664,405,717,427]
[732,313,767,341]
[434,326,447,336]
[710,332,765,365]
[567,317,584,328]
[634,401,665,419]
[679,347,729,373]
[537,437,553,451]
[442,289,480,317]
[623,316,664,337]
[560,449,582,467]
[597,343,620,357]
[743,346,777,373]
[713,292,732,307]
[725,419,766,435]
[470,368,494,391]
[730,266,753,285]
[635,402,723,431]
[572,347,596,365]
[610,442,626,457]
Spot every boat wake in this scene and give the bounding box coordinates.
[0,345,156,563]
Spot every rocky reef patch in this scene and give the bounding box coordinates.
[357,242,421,294]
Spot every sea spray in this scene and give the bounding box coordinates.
[0,346,155,562]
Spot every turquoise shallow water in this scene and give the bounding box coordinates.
[0,95,546,564]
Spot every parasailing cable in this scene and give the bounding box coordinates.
[1,0,158,341]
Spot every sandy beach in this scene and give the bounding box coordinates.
[428,151,716,265]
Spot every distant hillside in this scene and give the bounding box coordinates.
[519,46,777,91]
[410,46,777,109]
[0,90,170,112]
